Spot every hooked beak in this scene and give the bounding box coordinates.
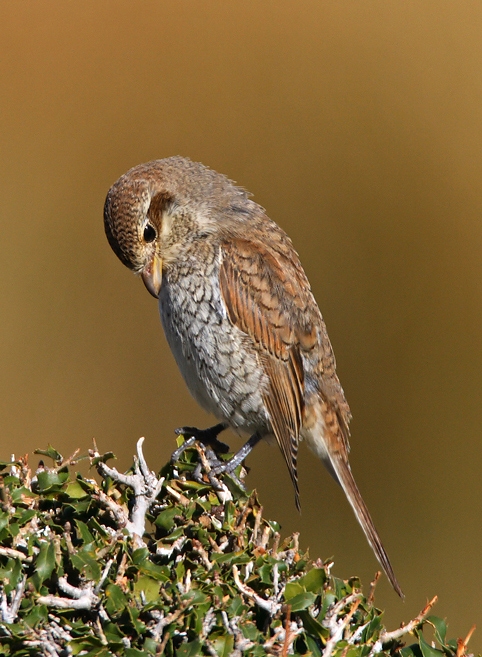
[141,254,163,298]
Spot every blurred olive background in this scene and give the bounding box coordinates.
[1,0,481,646]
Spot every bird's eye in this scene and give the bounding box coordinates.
[143,223,157,243]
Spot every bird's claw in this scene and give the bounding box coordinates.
[170,435,197,463]
[192,449,247,492]
[172,423,230,462]
[171,425,248,492]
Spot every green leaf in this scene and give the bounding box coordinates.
[304,634,323,657]
[134,575,160,603]
[17,509,37,526]
[87,516,110,539]
[175,559,185,581]
[418,632,445,657]
[321,591,336,618]
[65,480,89,499]
[104,584,128,615]
[34,445,63,463]
[298,567,326,593]
[11,485,36,502]
[140,560,170,581]
[71,549,101,580]
[76,519,95,545]
[126,649,151,657]
[0,460,19,469]
[223,473,248,498]
[258,562,274,585]
[184,589,208,605]
[223,501,236,528]
[141,638,159,655]
[298,610,328,640]
[227,595,246,616]
[362,615,382,643]
[176,639,202,657]
[287,590,317,612]
[333,576,350,599]
[154,506,179,531]
[0,512,9,532]
[23,603,48,628]
[8,522,19,537]
[0,558,22,591]
[211,634,235,657]
[90,451,116,466]
[284,581,305,600]
[34,540,56,585]
[36,470,69,491]
[242,621,261,641]
[400,647,422,657]
[132,547,149,565]
[127,605,146,634]
[336,646,361,657]
[211,550,250,565]
[251,647,270,657]
[69,636,109,655]
[268,520,281,533]
[426,616,447,646]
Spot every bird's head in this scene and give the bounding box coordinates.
[104,156,251,298]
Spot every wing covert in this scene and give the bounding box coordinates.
[219,238,315,509]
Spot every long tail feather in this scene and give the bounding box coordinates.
[328,450,404,598]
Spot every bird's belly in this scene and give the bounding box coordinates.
[158,277,269,434]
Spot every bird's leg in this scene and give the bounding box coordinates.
[192,444,247,491]
[171,422,230,463]
[211,432,263,475]
[171,426,261,491]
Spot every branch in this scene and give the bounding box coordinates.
[91,437,164,546]
[38,578,100,610]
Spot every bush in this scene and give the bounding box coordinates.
[0,439,475,656]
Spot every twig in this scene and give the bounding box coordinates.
[194,444,233,504]
[1,575,26,623]
[94,558,114,594]
[156,535,187,557]
[456,624,476,657]
[252,506,263,544]
[369,596,438,655]
[0,547,32,562]
[221,612,255,654]
[368,571,381,605]
[201,607,216,640]
[158,631,170,654]
[192,539,213,571]
[379,596,438,643]
[92,438,164,546]
[38,578,100,610]
[282,605,292,657]
[322,594,362,657]
[232,564,281,615]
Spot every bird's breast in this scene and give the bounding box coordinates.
[158,249,270,434]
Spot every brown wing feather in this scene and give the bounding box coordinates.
[219,238,311,509]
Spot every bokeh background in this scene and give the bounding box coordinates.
[1,1,481,647]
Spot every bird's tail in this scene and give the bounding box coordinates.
[304,408,404,598]
[327,448,404,598]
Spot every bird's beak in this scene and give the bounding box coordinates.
[141,254,163,298]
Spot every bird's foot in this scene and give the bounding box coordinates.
[210,432,263,476]
[191,444,247,492]
[171,426,261,495]
[171,423,230,463]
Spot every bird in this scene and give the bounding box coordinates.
[104,156,403,597]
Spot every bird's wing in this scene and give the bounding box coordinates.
[219,238,317,510]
